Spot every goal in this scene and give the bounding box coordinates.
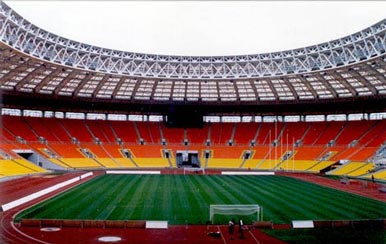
[209,204,262,224]
[183,167,205,175]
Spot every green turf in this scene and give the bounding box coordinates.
[15,175,386,225]
[263,228,386,244]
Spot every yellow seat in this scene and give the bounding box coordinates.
[207,158,242,168]
[134,158,170,168]
[60,158,102,168]
[328,162,371,176]
[0,159,46,177]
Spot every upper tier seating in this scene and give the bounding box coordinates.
[302,122,329,145]
[254,122,284,145]
[61,119,94,142]
[281,122,308,145]
[335,120,375,145]
[186,126,209,145]
[358,120,386,147]
[2,116,38,141]
[313,121,345,145]
[233,123,259,145]
[109,120,138,143]
[85,120,114,143]
[160,124,185,144]
[24,117,60,141]
[136,122,161,144]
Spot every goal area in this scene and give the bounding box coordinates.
[183,167,205,175]
[209,204,262,224]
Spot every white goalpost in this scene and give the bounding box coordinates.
[183,167,205,175]
[209,204,262,224]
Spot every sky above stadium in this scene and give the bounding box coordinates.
[5,1,386,56]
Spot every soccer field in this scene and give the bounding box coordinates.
[15,175,386,225]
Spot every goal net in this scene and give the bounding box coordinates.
[183,167,205,175]
[209,204,262,224]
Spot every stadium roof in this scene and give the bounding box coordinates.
[0,1,385,116]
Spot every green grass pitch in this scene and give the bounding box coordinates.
[15,175,386,225]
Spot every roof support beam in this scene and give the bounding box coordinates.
[33,68,63,93]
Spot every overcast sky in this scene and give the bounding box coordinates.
[5,1,386,56]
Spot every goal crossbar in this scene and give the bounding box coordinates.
[183,167,205,175]
[209,204,262,224]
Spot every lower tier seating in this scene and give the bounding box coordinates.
[327,161,374,177]
[0,159,47,177]
[362,169,386,180]
[207,158,242,168]
[59,158,103,168]
[133,158,170,168]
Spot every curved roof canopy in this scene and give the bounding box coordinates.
[0,2,385,115]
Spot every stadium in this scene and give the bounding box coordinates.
[0,1,386,243]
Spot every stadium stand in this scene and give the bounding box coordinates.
[314,121,345,145]
[2,116,38,142]
[61,119,94,143]
[1,116,385,174]
[233,123,259,145]
[0,159,47,177]
[335,120,375,145]
[110,120,138,144]
[85,120,112,143]
[327,161,374,177]
[186,126,209,145]
[37,118,71,143]
[302,122,329,145]
[24,117,61,142]
[358,120,386,147]
[137,122,162,144]
[160,124,185,144]
[363,169,386,180]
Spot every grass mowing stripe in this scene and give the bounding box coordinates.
[73,175,123,219]
[94,175,134,220]
[110,175,144,220]
[126,175,153,220]
[284,176,386,219]
[157,175,171,221]
[64,175,122,219]
[147,175,164,220]
[184,175,212,224]
[171,176,192,223]
[15,175,386,225]
[15,175,109,220]
[194,176,236,204]
[276,176,386,219]
[215,176,258,204]
[229,176,383,223]
[224,176,304,223]
[261,177,348,220]
[262,176,364,221]
[233,176,304,223]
